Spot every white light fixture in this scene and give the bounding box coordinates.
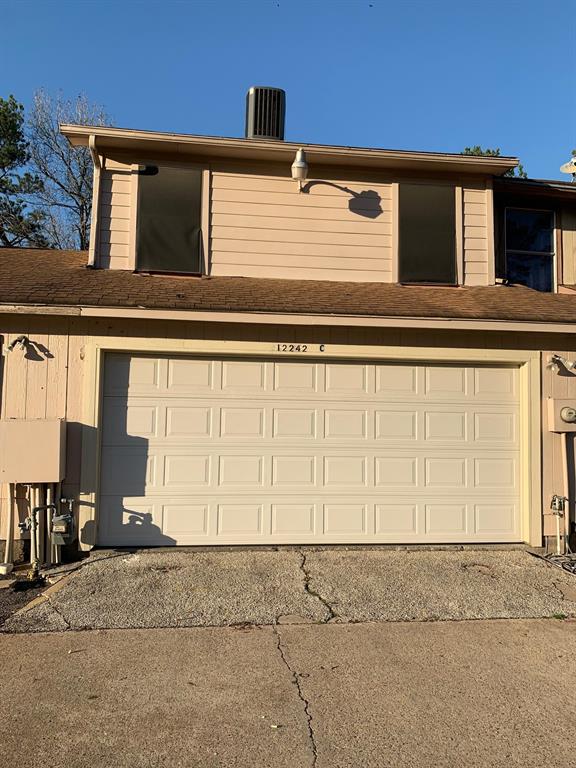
[548,354,576,374]
[291,148,308,191]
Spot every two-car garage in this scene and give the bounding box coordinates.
[97,353,522,546]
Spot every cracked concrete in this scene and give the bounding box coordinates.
[2,619,576,767]
[298,549,336,623]
[273,623,318,766]
[4,548,576,633]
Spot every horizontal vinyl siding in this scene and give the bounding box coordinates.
[210,172,393,282]
[463,185,490,286]
[97,161,133,269]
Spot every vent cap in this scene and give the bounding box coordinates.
[245,87,286,141]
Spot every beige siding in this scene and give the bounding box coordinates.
[3,315,576,550]
[561,207,576,285]
[463,183,490,286]
[97,159,134,269]
[210,171,393,282]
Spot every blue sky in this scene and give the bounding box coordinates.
[1,0,575,179]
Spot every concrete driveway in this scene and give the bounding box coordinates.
[1,619,576,767]
[4,548,576,632]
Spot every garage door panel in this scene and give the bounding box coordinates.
[273,362,319,393]
[99,355,522,545]
[98,494,521,545]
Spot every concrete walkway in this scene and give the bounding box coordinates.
[4,549,576,632]
[1,619,575,767]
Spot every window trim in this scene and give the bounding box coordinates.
[131,160,210,275]
[504,206,556,292]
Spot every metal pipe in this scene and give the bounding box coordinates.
[561,432,571,553]
[46,484,53,566]
[29,487,38,577]
[54,483,62,565]
[37,485,46,566]
[0,483,15,573]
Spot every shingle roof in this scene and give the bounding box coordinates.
[1,247,576,325]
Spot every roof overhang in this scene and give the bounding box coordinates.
[60,124,519,176]
[494,177,576,201]
[2,302,576,335]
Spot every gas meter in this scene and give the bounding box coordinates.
[51,512,75,546]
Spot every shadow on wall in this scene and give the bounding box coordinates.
[77,391,176,549]
[301,180,383,219]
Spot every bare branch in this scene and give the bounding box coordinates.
[27,89,111,250]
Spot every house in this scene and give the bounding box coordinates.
[1,87,576,557]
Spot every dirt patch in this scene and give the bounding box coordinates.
[0,576,45,627]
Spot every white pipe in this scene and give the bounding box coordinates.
[0,483,15,572]
[37,484,45,566]
[45,484,53,567]
[53,483,61,565]
[29,486,38,570]
[561,432,571,553]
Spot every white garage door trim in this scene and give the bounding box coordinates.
[86,344,541,548]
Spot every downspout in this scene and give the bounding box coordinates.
[87,135,101,268]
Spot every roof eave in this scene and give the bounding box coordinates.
[1,301,575,334]
[60,124,518,176]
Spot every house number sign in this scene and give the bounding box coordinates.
[276,344,326,353]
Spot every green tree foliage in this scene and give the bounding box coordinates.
[462,145,528,179]
[0,95,47,247]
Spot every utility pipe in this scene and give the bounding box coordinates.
[46,484,54,566]
[0,483,15,573]
[561,432,572,553]
[29,486,38,578]
[37,484,45,566]
[87,135,101,268]
[54,483,62,565]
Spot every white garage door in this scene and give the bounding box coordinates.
[98,354,522,546]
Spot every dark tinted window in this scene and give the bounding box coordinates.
[506,209,553,253]
[137,165,202,273]
[505,208,554,292]
[399,184,456,284]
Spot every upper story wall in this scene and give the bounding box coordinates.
[94,153,494,286]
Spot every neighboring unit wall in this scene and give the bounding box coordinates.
[541,350,576,543]
[210,167,394,282]
[561,207,576,286]
[97,159,135,269]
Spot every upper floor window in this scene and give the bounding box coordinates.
[504,208,554,292]
[398,183,456,285]
[136,165,203,274]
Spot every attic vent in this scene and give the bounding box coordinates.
[245,87,286,141]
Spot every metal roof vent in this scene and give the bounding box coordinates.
[245,87,286,141]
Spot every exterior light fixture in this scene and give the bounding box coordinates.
[291,148,308,191]
[548,354,576,374]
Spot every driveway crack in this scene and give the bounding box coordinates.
[46,599,71,630]
[273,623,318,767]
[299,549,336,622]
